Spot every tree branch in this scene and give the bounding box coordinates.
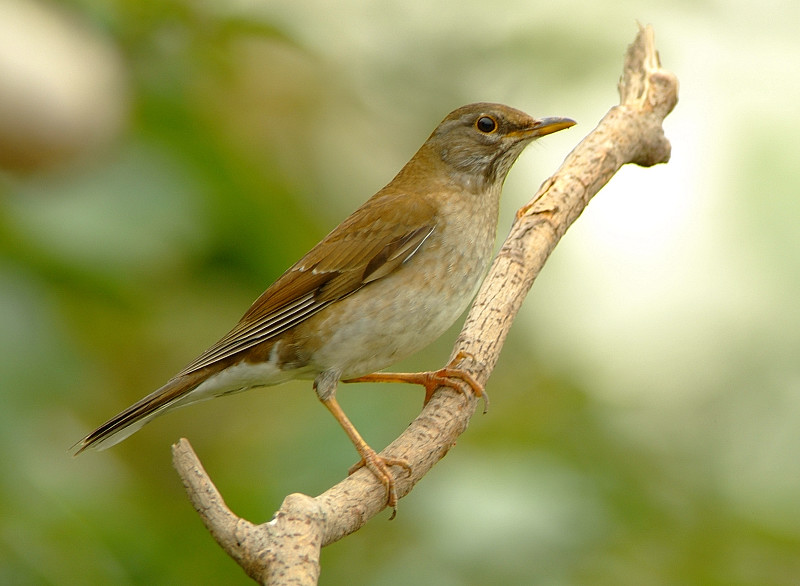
[172,23,678,585]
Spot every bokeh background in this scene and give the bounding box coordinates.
[2,0,799,584]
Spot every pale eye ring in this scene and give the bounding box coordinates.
[476,116,497,133]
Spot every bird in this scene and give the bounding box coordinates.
[74,102,575,514]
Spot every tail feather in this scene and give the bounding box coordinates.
[72,374,203,455]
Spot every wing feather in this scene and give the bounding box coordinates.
[176,194,437,376]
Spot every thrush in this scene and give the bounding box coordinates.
[75,103,575,514]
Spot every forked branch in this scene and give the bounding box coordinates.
[172,24,678,585]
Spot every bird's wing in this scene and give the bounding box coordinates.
[176,194,437,376]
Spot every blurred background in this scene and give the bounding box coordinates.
[1,0,799,584]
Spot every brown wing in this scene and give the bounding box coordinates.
[175,193,437,376]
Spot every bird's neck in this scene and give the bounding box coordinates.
[391,143,495,196]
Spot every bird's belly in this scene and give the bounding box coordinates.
[303,244,488,378]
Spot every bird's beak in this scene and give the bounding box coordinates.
[522,116,576,138]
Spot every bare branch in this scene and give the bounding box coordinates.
[172,24,678,585]
[173,439,323,585]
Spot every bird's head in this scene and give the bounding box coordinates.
[428,102,575,187]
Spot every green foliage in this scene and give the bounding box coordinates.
[2,1,800,584]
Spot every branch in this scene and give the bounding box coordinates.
[172,24,678,585]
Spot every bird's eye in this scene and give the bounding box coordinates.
[476,116,497,133]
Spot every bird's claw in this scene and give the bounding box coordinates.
[349,451,411,520]
[422,350,489,413]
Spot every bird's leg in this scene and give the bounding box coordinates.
[314,370,410,519]
[344,350,489,413]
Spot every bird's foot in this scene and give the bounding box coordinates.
[319,393,411,519]
[345,351,489,413]
[348,450,411,520]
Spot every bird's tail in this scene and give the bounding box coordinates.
[71,374,204,455]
